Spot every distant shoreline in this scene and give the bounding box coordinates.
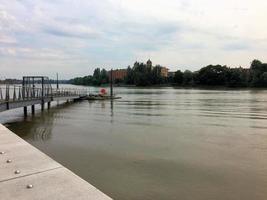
[70,83,267,90]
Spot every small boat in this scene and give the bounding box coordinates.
[86,94,121,101]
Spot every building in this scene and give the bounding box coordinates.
[147,59,152,69]
[108,69,127,81]
[132,59,170,78]
[145,59,169,77]
[160,67,169,78]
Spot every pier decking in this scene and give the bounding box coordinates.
[0,124,112,200]
[0,84,87,114]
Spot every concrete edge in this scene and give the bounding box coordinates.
[0,123,112,200]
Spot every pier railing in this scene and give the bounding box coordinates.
[0,85,88,102]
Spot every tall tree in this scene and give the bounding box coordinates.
[183,70,194,85]
[173,70,183,85]
[197,65,228,85]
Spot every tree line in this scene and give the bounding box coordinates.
[70,59,267,87]
[124,63,167,86]
[70,68,109,86]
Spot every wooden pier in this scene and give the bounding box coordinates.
[0,76,87,116]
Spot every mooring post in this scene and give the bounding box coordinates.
[24,106,27,117]
[22,77,25,100]
[56,73,59,89]
[31,105,35,115]
[41,77,44,111]
[47,102,51,109]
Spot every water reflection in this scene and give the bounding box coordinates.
[110,100,114,117]
[6,102,76,141]
[4,87,267,200]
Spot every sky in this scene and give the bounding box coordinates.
[0,0,267,79]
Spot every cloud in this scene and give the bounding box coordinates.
[0,9,26,33]
[0,34,17,44]
[0,0,267,78]
[0,46,83,61]
[43,22,102,39]
[222,42,251,51]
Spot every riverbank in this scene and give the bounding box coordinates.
[70,83,267,90]
[0,124,112,200]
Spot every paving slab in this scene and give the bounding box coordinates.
[0,167,111,200]
[0,140,61,182]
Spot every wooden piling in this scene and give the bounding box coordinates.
[23,106,27,117]
[31,105,35,115]
[41,101,44,111]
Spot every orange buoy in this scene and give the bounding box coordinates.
[100,88,107,95]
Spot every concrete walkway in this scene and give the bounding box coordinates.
[0,124,112,200]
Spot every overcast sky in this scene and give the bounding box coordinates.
[1,0,267,79]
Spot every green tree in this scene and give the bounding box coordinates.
[183,70,194,85]
[151,65,163,85]
[173,70,183,85]
[132,62,153,86]
[261,72,267,85]
[92,68,101,85]
[250,59,267,87]
[226,68,248,87]
[197,65,228,85]
[125,66,134,84]
[100,69,109,84]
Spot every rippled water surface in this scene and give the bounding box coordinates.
[2,87,267,200]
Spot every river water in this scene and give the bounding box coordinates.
[1,86,267,200]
